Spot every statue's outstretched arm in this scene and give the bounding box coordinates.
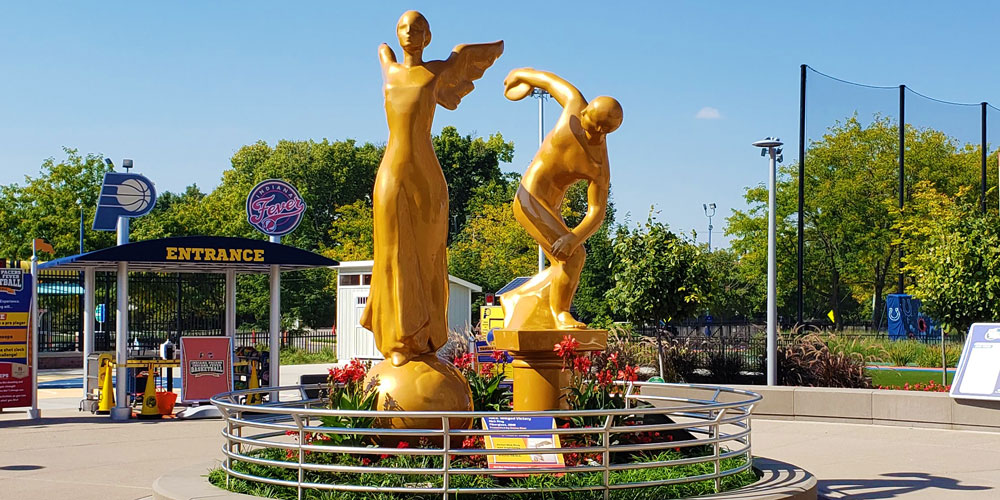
[571,179,609,243]
[379,43,397,71]
[504,68,585,110]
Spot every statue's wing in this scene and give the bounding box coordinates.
[436,40,504,110]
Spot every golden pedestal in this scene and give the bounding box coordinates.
[492,329,607,411]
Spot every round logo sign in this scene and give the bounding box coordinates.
[246,180,307,237]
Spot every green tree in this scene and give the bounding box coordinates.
[0,148,114,259]
[131,184,211,240]
[702,248,758,320]
[448,174,536,294]
[606,213,709,326]
[898,182,1000,335]
[727,115,984,329]
[325,200,375,262]
[433,126,514,240]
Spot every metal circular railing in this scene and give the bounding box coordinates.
[212,382,761,499]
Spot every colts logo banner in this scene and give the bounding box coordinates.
[93,172,158,231]
[246,179,306,237]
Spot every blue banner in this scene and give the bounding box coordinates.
[886,294,922,340]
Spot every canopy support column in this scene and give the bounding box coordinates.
[83,267,95,401]
[225,270,236,339]
[269,264,280,399]
[110,261,131,421]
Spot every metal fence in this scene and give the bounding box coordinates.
[213,382,760,500]
[36,270,336,353]
[629,323,963,385]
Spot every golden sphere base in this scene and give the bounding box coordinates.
[365,353,474,432]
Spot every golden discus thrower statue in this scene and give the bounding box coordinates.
[495,68,623,411]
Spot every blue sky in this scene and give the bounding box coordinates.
[2,1,998,247]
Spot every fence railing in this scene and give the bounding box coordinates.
[212,382,760,500]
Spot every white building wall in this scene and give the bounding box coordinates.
[448,282,472,334]
[335,261,481,362]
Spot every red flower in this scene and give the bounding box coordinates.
[607,352,619,367]
[461,436,483,449]
[572,355,592,374]
[553,335,580,360]
[617,365,638,382]
[491,350,508,363]
[479,362,495,377]
[396,441,410,448]
[454,353,475,370]
[361,457,372,466]
[596,369,616,387]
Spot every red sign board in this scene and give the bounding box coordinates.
[0,363,31,408]
[180,337,232,403]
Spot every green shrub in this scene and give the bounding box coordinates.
[913,344,961,368]
[885,341,923,367]
[824,335,886,362]
[280,347,337,365]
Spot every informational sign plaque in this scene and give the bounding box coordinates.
[482,416,564,470]
[180,336,232,403]
[0,270,32,409]
[950,323,1000,400]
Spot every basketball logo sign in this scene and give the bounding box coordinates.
[93,172,158,231]
[246,180,306,237]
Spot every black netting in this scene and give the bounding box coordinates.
[797,66,995,332]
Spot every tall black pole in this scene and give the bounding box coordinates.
[898,85,905,294]
[797,64,806,325]
[982,102,988,213]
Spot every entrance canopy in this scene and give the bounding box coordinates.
[38,236,337,273]
[33,235,337,420]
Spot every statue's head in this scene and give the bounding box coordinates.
[397,11,431,54]
[582,96,623,135]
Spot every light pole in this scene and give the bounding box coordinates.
[531,88,549,272]
[702,203,716,251]
[78,198,84,254]
[753,137,783,386]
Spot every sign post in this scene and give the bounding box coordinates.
[246,179,306,397]
[0,269,34,415]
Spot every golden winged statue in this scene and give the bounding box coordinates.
[361,11,503,367]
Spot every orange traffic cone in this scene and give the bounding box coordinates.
[137,366,160,419]
[96,358,115,415]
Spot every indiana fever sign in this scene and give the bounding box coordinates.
[246,179,306,237]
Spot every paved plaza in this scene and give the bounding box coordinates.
[1,365,998,500]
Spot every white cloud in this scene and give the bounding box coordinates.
[695,107,722,120]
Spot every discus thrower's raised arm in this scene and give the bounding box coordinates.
[505,68,585,110]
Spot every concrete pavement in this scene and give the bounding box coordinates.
[1,365,998,500]
[752,419,1000,499]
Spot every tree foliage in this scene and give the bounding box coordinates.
[606,214,709,325]
[726,115,988,328]
[0,149,114,258]
[898,182,1000,334]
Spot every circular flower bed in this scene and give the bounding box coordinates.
[209,342,761,499]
